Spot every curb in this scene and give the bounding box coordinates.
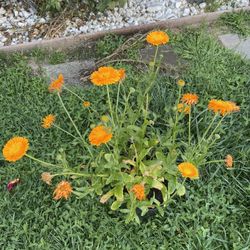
[0,6,249,53]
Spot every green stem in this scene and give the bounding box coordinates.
[115,82,121,123]
[106,85,115,128]
[64,86,85,102]
[26,154,60,168]
[172,87,182,144]
[53,172,108,178]
[207,116,225,142]
[188,106,192,145]
[57,93,93,157]
[199,114,218,145]
[200,160,225,165]
[153,46,159,69]
[52,124,79,140]
[57,92,83,140]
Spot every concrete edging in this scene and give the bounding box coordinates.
[0,6,249,53]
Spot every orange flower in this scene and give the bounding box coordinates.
[90,67,125,86]
[131,184,146,201]
[41,172,53,185]
[83,101,91,107]
[53,181,72,200]
[42,114,55,129]
[178,162,199,179]
[208,99,240,116]
[181,93,199,105]
[177,79,185,87]
[146,31,169,46]
[177,103,191,115]
[2,137,29,162]
[225,154,233,168]
[89,125,112,146]
[48,74,64,92]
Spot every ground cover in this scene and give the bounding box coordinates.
[0,23,249,249]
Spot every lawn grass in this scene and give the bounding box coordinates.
[0,26,250,249]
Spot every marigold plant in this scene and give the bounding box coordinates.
[3,30,241,223]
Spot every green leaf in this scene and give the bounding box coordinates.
[111,200,123,210]
[114,184,124,201]
[176,184,186,196]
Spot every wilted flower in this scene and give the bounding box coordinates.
[53,181,72,200]
[225,154,233,168]
[83,101,91,107]
[41,172,53,185]
[177,103,191,115]
[7,178,20,191]
[131,184,146,201]
[48,74,64,92]
[42,114,55,129]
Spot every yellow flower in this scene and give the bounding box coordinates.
[2,137,29,162]
[83,101,91,107]
[146,31,169,46]
[177,103,191,115]
[225,154,233,168]
[90,67,125,86]
[208,99,240,116]
[53,181,72,200]
[41,172,53,185]
[42,114,55,129]
[101,115,109,123]
[177,79,185,87]
[181,93,199,105]
[131,184,146,201]
[89,125,112,146]
[178,162,199,179]
[48,74,64,92]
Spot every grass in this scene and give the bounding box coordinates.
[219,11,250,37]
[0,26,250,249]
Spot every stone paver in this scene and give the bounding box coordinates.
[218,33,250,60]
[42,60,95,85]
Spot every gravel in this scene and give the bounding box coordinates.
[0,0,249,47]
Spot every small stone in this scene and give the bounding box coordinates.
[0,7,6,15]
[199,2,206,9]
[183,8,190,16]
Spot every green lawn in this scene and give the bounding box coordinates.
[0,26,249,249]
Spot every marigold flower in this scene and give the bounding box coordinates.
[146,31,169,46]
[177,103,191,115]
[131,184,146,201]
[89,125,112,146]
[90,67,125,86]
[178,162,199,179]
[48,74,64,92]
[225,154,233,168]
[181,93,199,105]
[101,115,109,123]
[208,99,240,116]
[42,114,55,129]
[41,172,53,185]
[53,181,72,200]
[83,101,91,107]
[177,79,185,87]
[2,137,29,162]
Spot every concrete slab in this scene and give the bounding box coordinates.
[42,60,95,85]
[218,33,250,60]
[139,45,178,66]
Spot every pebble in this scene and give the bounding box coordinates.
[0,0,249,47]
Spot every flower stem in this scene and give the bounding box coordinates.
[64,86,85,102]
[106,85,115,128]
[53,172,107,178]
[188,106,192,145]
[57,92,83,141]
[207,116,225,142]
[172,86,182,144]
[52,124,79,140]
[26,154,60,168]
[115,82,121,123]
[199,114,218,144]
[57,93,93,157]
[199,160,225,165]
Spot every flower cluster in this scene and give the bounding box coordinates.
[2,30,240,223]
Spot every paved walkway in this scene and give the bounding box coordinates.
[218,33,250,60]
